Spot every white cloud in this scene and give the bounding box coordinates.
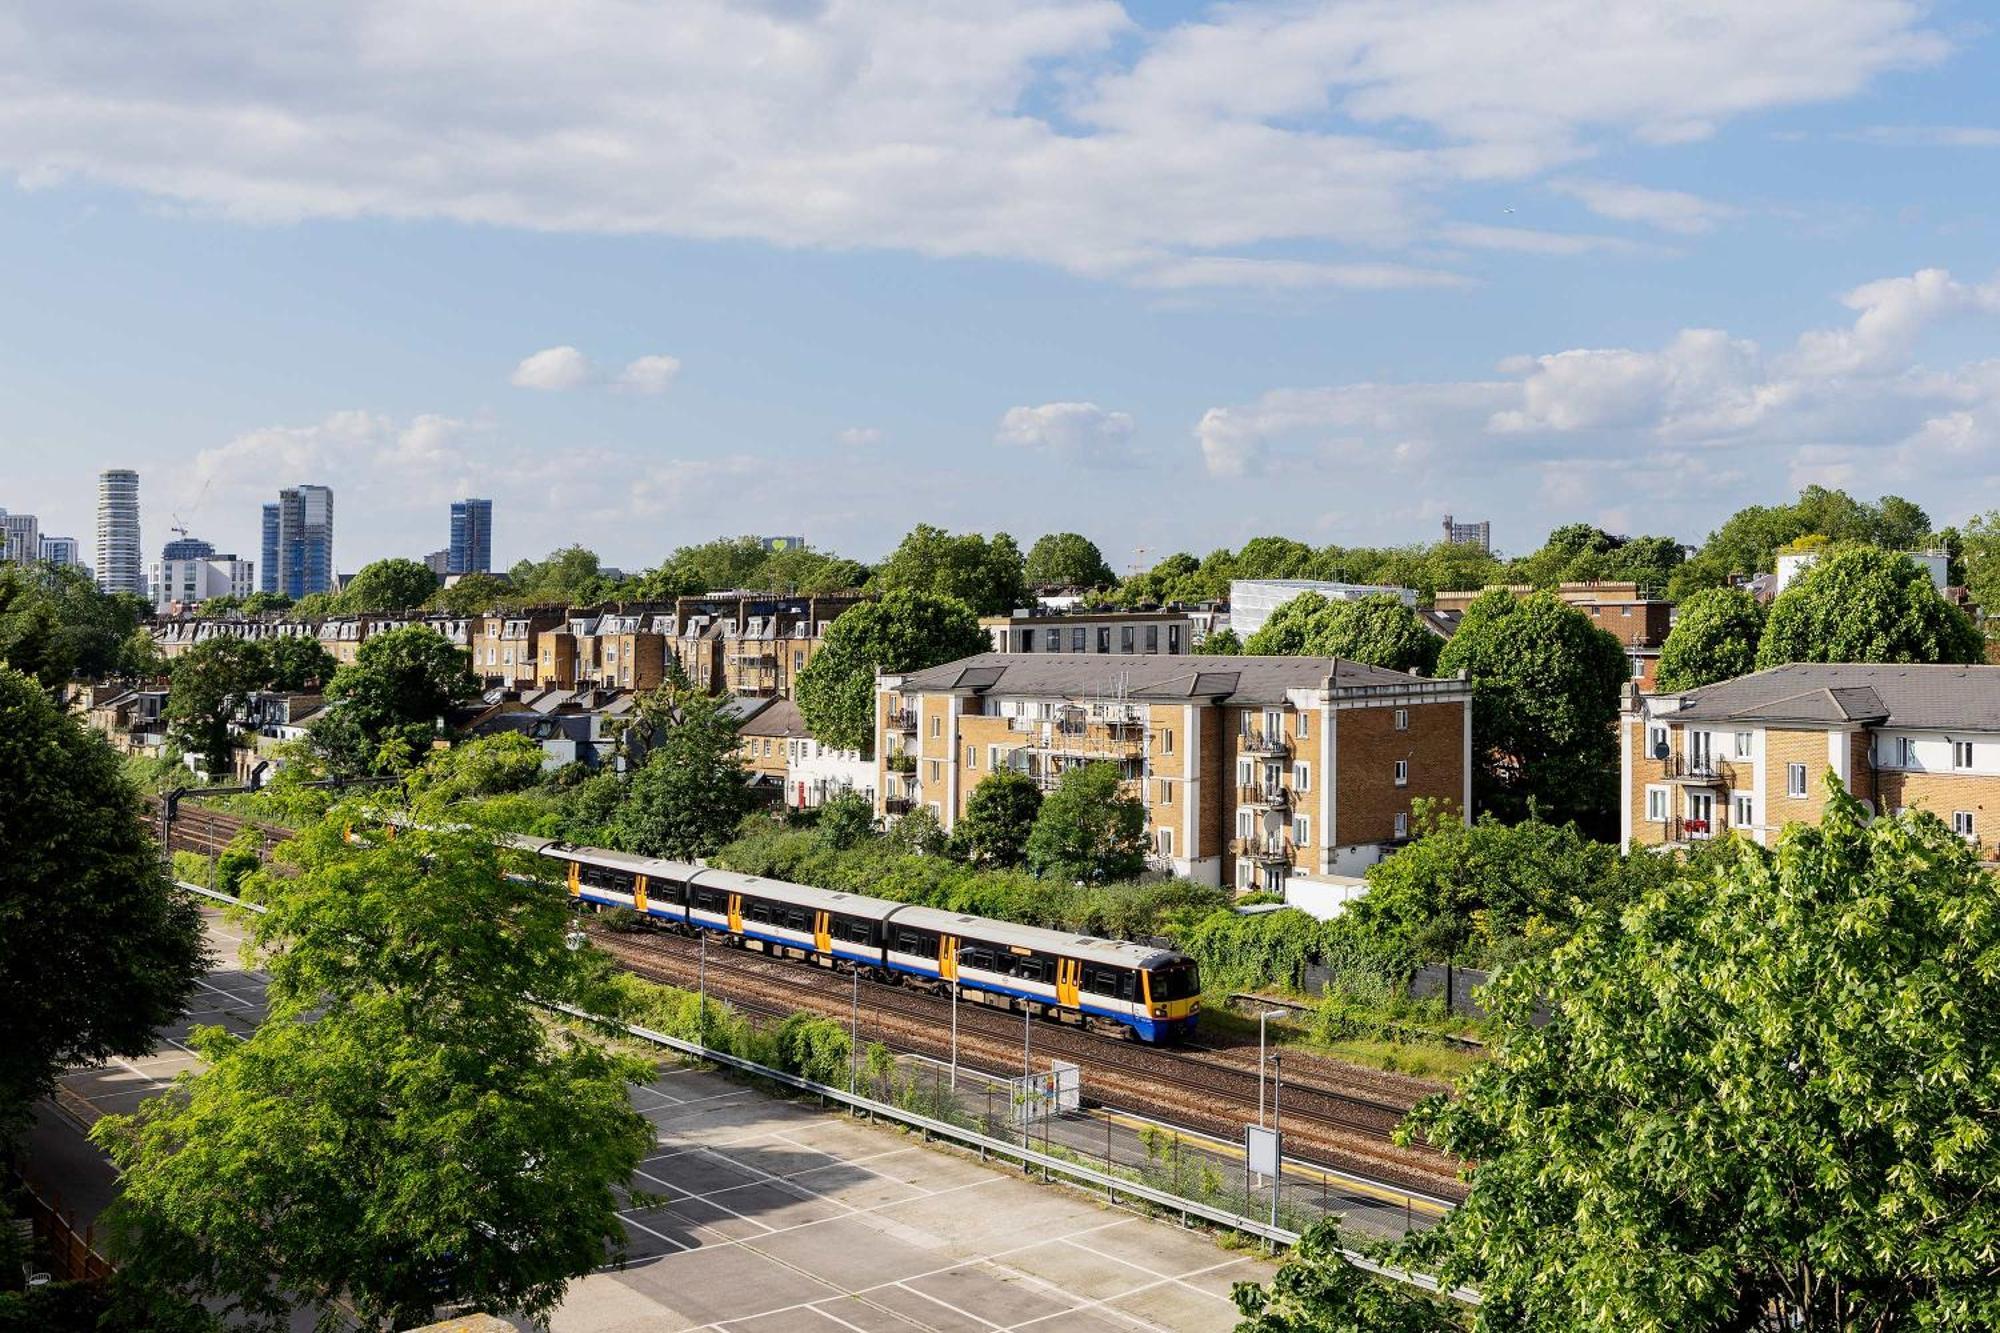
[1844,125,2000,147]
[1550,179,1736,234]
[836,426,884,447]
[1192,266,2000,528]
[996,402,1137,467]
[0,2,1947,287]
[510,345,591,391]
[613,354,681,395]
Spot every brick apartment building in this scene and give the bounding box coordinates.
[1623,663,2000,854]
[981,608,1200,656]
[875,653,1471,890]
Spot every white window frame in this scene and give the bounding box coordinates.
[1162,728,1174,756]
[1297,712,1309,739]
[1393,811,1408,839]
[1393,708,1409,731]
[1734,731,1752,759]
[1293,761,1310,792]
[1157,827,1174,858]
[1649,725,1667,753]
[1236,809,1254,838]
[1954,810,1976,838]
[1292,815,1310,846]
[1733,793,1754,827]
[1645,785,1669,822]
[965,744,976,768]
[1159,778,1174,805]
[1787,762,1807,797]
[930,715,941,738]
[1393,759,1408,787]
[1898,736,1916,767]
[1954,740,1975,770]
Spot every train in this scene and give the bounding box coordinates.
[495,834,1201,1043]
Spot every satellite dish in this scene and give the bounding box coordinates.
[1653,742,1670,760]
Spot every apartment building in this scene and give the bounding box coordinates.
[739,696,808,789]
[669,593,862,696]
[1623,663,2000,854]
[981,608,1200,656]
[471,610,566,688]
[153,617,318,660]
[876,653,1471,889]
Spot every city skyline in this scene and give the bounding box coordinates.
[6,4,2000,570]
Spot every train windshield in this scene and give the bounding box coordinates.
[1151,961,1200,1001]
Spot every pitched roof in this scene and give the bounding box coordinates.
[1667,663,2000,731]
[890,653,1434,706]
[738,697,807,739]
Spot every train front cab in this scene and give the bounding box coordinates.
[1134,958,1201,1043]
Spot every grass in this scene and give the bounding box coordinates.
[1199,993,1488,1086]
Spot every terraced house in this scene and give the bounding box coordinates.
[1622,664,2000,854]
[875,654,1472,891]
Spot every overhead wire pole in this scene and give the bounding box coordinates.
[1258,1008,1286,1127]
[850,968,860,1095]
[1270,1053,1284,1236]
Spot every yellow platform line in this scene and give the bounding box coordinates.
[1096,1107,1452,1216]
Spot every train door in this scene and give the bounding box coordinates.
[634,875,649,914]
[940,934,959,982]
[566,862,580,897]
[1057,958,1081,1009]
[814,911,831,955]
[727,893,743,934]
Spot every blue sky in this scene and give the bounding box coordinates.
[4,1,2000,574]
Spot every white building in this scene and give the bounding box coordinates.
[152,554,255,611]
[1228,579,1419,637]
[786,738,876,811]
[0,508,39,564]
[1774,548,1950,595]
[96,469,143,595]
[39,535,85,570]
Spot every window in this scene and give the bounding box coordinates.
[1296,712,1308,739]
[1646,786,1668,821]
[1021,629,1035,652]
[1070,628,1086,652]
[1158,779,1174,804]
[1145,625,1159,652]
[1787,763,1807,797]
[1236,809,1254,838]
[1292,815,1310,845]
[1954,740,1975,770]
[928,761,941,783]
[1733,793,1754,827]
[1157,827,1174,857]
[1649,725,1666,753]
[1898,737,1916,766]
[1161,728,1174,755]
[1393,811,1408,839]
[1734,731,1752,759]
[1236,758,1252,785]
[930,715,941,738]
[1955,810,1976,838]
[1620,605,1632,617]
[965,744,976,768]
[1168,625,1183,653]
[1393,708,1408,731]
[793,651,805,671]
[1293,761,1310,792]
[1046,633,1060,653]
[1394,759,1408,786]
[1120,626,1135,653]
[1096,627,1111,653]
[1631,657,1645,679]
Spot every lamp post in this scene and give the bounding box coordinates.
[950,950,962,1091]
[1258,1008,1287,1127]
[850,968,860,1094]
[696,930,708,1046]
[1270,1053,1283,1234]
[1024,1002,1033,1077]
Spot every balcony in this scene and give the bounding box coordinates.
[1237,783,1291,810]
[1233,835,1295,866]
[886,708,918,734]
[1662,753,1735,786]
[1007,716,1146,760]
[1240,729,1290,758]
[884,796,915,816]
[885,751,917,775]
[1665,813,1727,843]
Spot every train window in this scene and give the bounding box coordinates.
[746,902,772,924]
[1151,962,1199,1000]
[895,930,922,955]
[1087,968,1120,997]
[1121,973,1137,1001]
[786,908,809,932]
[962,948,995,971]
[581,865,634,892]
[1016,958,1045,983]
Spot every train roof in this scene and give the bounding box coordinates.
[540,844,679,875]
[883,904,1187,969]
[688,867,907,923]
[493,831,564,854]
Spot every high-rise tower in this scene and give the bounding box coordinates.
[262,485,335,598]
[449,498,492,575]
[96,469,142,594]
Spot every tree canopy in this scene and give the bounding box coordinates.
[505,545,627,607]
[95,810,653,1331]
[0,563,152,688]
[1436,590,1626,829]
[0,666,207,1139]
[1672,487,1935,596]
[1243,593,1440,674]
[422,571,512,615]
[867,524,1027,615]
[1655,586,1765,691]
[794,590,991,753]
[314,625,478,772]
[954,770,1043,868]
[1756,547,1983,670]
[610,687,757,859]
[166,637,272,774]
[1024,761,1148,882]
[1023,532,1116,590]
[632,536,867,599]
[335,557,439,613]
[1303,783,2000,1332]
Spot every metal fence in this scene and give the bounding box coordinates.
[1409,963,1549,1026]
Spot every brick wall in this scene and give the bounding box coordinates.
[1875,771,2000,848]
[1334,698,1463,846]
[1763,727,1835,826]
[1625,717,1668,848]
[954,714,1017,820]
[1199,706,1227,874]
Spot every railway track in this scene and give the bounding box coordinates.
[588,924,1465,1199]
[152,799,1467,1197]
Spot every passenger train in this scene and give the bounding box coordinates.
[497,834,1201,1043]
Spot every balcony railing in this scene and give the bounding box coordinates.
[1233,836,1295,865]
[885,751,917,775]
[1662,753,1734,785]
[883,797,915,816]
[885,708,917,733]
[1237,783,1291,810]
[1240,729,1290,758]
[1666,813,1727,842]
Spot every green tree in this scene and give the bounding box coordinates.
[1364,784,2000,1331]
[1436,590,1626,828]
[815,790,876,851]
[95,812,653,1331]
[1025,761,1148,882]
[1654,586,1763,692]
[1023,532,1115,589]
[1678,487,1934,595]
[1756,547,1983,669]
[0,563,149,688]
[1953,509,2000,627]
[611,689,756,859]
[1195,626,1242,655]
[0,667,207,1138]
[424,571,511,615]
[315,626,478,770]
[238,591,293,615]
[955,770,1044,868]
[507,545,625,606]
[166,638,269,774]
[1244,594,1439,674]
[336,557,439,613]
[794,590,990,753]
[869,524,1027,615]
[263,635,338,692]
[1234,1220,1460,1333]
[1242,593,1331,655]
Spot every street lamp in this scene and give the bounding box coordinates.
[696,930,708,1047]
[1258,1008,1287,1127]
[950,948,963,1091]
[850,968,860,1094]
[1269,1053,1283,1234]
